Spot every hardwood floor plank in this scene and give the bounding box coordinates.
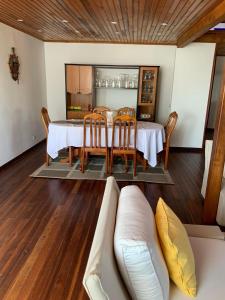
[0,143,204,299]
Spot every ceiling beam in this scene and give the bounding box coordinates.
[196,31,225,43]
[196,31,225,56]
[177,0,225,48]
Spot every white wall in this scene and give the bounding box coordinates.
[0,23,46,166]
[207,56,225,129]
[171,43,216,148]
[44,43,177,123]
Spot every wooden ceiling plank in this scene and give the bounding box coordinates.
[113,0,127,42]
[177,0,225,47]
[56,0,101,40]
[126,0,134,42]
[164,0,216,41]
[112,0,128,42]
[18,0,77,39]
[157,0,181,43]
[140,0,152,41]
[65,0,109,40]
[136,0,146,42]
[150,0,172,42]
[0,0,222,44]
[4,0,75,41]
[119,0,131,42]
[143,0,159,41]
[45,0,91,40]
[159,0,198,42]
[37,0,96,40]
[104,0,125,43]
[147,0,166,40]
[62,0,99,40]
[96,0,121,42]
[0,16,43,40]
[87,0,119,41]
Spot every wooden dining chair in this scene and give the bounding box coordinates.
[93,106,110,116]
[81,113,109,173]
[117,107,135,117]
[110,115,137,176]
[41,107,73,166]
[163,111,178,170]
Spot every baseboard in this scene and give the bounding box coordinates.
[0,139,45,170]
[170,147,203,153]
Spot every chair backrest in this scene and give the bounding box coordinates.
[83,113,108,148]
[41,107,51,136]
[93,106,110,116]
[112,115,137,150]
[165,111,178,145]
[117,107,135,117]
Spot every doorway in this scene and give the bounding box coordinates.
[205,56,225,140]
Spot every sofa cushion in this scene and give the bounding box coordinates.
[170,237,225,300]
[114,186,169,300]
[155,198,196,297]
[83,177,130,300]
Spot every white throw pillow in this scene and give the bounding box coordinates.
[114,186,169,300]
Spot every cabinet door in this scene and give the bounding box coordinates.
[66,65,79,94]
[79,66,93,94]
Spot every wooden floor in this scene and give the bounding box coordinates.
[0,143,204,300]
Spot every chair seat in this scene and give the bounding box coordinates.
[170,237,225,300]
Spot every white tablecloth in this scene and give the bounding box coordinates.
[47,121,165,167]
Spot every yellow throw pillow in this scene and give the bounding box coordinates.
[155,198,197,297]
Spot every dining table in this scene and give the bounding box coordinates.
[47,120,165,167]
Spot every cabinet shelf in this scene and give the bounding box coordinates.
[138,66,159,121]
[95,86,138,90]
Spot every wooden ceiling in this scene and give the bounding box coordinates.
[0,0,224,45]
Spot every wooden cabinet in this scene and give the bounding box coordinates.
[66,65,79,94]
[137,66,159,122]
[79,66,93,94]
[66,65,95,119]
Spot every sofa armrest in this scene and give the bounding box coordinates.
[184,224,225,240]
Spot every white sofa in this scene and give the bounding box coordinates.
[83,177,225,300]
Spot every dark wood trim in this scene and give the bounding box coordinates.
[177,1,225,47]
[170,147,203,153]
[203,64,225,224]
[65,63,160,68]
[196,31,225,43]
[44,40,176,45]
[0,140,45,170]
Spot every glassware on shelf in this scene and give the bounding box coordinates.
[105,77,109,88]
[116,76,121,88]
[101,79,106,88]
[144,71,155,80]
[111,78,116,88]
[95,71,139,89]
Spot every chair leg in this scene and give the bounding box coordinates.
[144,159,148,171]
[133,152,137,177]
[164,147,169,170]
[124,155,128,173]
[81,149,85,173]
[46,152,50,166]
[105,149,108,175]
[110,151,113,174]
[69,147,73,167]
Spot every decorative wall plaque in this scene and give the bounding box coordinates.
[8,47,20,83]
